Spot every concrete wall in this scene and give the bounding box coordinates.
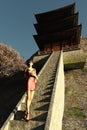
[45,51,65,130]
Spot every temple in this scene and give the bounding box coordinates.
[33,3,82,55]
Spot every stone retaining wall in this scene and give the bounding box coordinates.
[63,49,86,70]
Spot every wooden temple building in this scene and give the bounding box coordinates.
[33,3,82,55]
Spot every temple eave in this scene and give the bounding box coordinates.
[34,13,78,35]
[34,25,81,45]
[35,3,75,23]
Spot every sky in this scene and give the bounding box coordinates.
[0,0,87,60]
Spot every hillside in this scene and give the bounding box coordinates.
[63,36,87,130]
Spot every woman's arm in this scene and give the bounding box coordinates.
[32,69,38,80]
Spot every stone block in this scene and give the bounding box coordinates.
[63,50,86,70]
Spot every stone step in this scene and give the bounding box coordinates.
[19,101,51,114]
[9,109,48,130]
[13,109,48,120]
[9,120,45,130]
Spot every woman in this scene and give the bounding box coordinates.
[24,60,38,121]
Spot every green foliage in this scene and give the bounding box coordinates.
[66,107,86,119]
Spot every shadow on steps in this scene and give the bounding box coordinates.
[0,71,26,128]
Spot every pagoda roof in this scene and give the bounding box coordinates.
[33,25,81,49]
[35,3,75,23]
[34,13,78,35]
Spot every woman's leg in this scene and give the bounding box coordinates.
[26,90,35,119]
[31,90,35,101]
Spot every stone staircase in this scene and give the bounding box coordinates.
[7,52,60,130]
